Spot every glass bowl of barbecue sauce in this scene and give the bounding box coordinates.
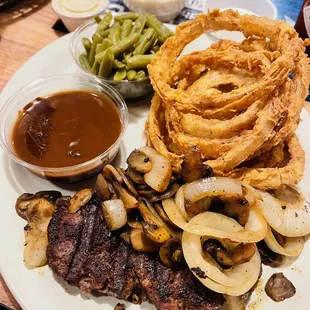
[0,74,128,182]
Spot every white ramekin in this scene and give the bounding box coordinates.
[52,0,109,32]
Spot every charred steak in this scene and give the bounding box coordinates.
[47,198,224,310]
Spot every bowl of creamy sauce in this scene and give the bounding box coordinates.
[52,0,109,32]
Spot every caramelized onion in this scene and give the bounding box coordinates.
[102,199,127,231]
[183,233,260,288]
[182,230,261,296]
[257,186,310,237]
[163,198,267,243]
[264,225,304,257]
[183,177,243,203]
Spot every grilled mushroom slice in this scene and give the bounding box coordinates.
[24,224,49,268]
[222,196,250,226]
[113,182,139,209]
[265,273,296,302]
[203,239,256,268]
[128,209,143,229]
[230,243,256,265]
[125,167,145,184]
[69,189,93,213]
[130,228,160,252]
[16,191,61,220]
[154,203,179,229]
[116,168,138,197]
[94,174,111,201]
[127,149,152,173]
[22,197,56,268]
[136,184,154,198]
[34,191,62,204]
[138,202,171,243]
[148,183,180,202]
[181,146,204,183]
[103,164,123,184]
[181,146,214,183]
[16,193,37,220]
[257,241,284,267]
[159,238,185,267]
[26,198,55,232]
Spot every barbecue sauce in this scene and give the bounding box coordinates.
[11,90,122,168]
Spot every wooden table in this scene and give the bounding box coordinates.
[0,0,62,91]
[0,1,63,308]
[0,1,309,309]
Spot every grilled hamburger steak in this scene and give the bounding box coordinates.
[47,197,224,310]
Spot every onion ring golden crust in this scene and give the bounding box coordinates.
[217,135,305,190]
[148,9,304,108]
[146,94,183,172]
[147,9,310,189]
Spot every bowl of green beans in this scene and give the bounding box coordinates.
[70,12,174,99]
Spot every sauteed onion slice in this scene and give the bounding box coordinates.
[183,177,243,203]
[257,186,310,237]
[264,225,304,257]
[182,231,261,296]
[163,198,267,243]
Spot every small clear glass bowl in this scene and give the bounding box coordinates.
[70,18,153,99]
[0,74,128,182]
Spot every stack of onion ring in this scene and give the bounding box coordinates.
[146,9,310,190]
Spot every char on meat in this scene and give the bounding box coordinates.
[47,198,224,310]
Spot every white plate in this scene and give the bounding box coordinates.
[0,26,310,310]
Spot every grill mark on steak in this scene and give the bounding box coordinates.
[132,252,223,310]
[47,206,83,278]
[47,200,224,309]
[66,204,101,286]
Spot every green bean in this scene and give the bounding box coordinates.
[91,39,113,75]
[114,69,127,81]
[79,54,92,71]
[108,22,121,44]
[152,38,159,47]
[95,33,140,60]
[98,49,114,78]
[100,29,111,37]
[121,19,133,39]
[88,33,103,66]
[82,37,92,55]
[130,14,146,35]
[152,45,160,52]
[145,13,173,44]
[113,59,126,69]
[127,70,137,81]
[136,70,147,80]
[133,28,157,55]
[123,52,133,59]
[97,11,113,31]
[114,12,139,21]
[94,15,101,24]
[125,54,154,70]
